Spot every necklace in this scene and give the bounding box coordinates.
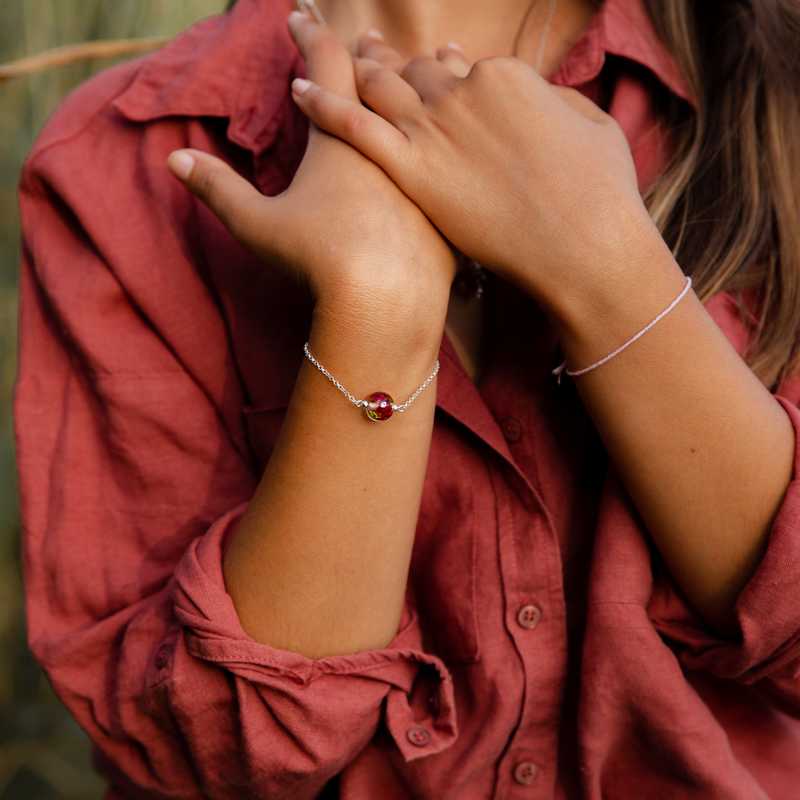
[451,0,558,300]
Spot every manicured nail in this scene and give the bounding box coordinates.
[291,77,313,95]
[167,151,195,180]
[447,41,464,52]
[365,28,384,40]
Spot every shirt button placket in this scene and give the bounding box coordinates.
[406,725,432,748]
[501,415,523,443]
[494,455,551,797]
[516,603,542,630]
[512,760,540,786]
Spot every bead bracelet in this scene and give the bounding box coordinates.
[303,341,440,422]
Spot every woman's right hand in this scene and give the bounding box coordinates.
[166,9,457,334]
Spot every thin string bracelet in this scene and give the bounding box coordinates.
[552,274,693,385]
[303,341,440,422]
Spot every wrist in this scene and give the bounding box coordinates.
[543,220,687,366]
[306,301,445,418]
[312,287,447,362]
[315,274,449,335]
[537,212,682,338]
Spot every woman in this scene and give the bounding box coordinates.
[14,0,800,797]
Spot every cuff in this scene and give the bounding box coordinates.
[648,394,800,684]
[170,501,458,761]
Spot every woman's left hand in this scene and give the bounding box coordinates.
[291,28,661,316]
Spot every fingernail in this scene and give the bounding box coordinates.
[365,28,384,40]
[291,77,313,95]
[447,41,464,52]
[288,9,308,26]
[167,151,195,180]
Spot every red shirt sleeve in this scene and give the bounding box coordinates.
[646,290,800,711]
[15,79,457,799]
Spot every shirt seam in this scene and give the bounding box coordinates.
[20,58,147,182]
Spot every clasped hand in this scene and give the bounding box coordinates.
[287,8,661,318]
[167,6,664,333]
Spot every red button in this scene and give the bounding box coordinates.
[517,603,542,630]
[406,725,432,747]
[513,761,540,785]
[501,416,522,442]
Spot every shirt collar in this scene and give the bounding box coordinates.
[112,0,298,153]
[112,0,695,154]
[555,0,696,109]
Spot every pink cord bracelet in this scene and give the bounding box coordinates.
[552,274,693,385]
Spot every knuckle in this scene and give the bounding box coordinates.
[357,63,385,95]
[469,55,520,81]
[439,75,470,107]
[469,56,496,80]
[495,55,525,73]
[400,55,433,81]
[426,81,461,112]
[341,107,365,139]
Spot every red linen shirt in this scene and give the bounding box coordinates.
[14,0,800,797]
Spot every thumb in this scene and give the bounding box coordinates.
[166,148,280,249]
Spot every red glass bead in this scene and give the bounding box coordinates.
[364,391,395,421]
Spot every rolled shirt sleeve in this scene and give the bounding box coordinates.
[170,500,458,769]
[15,136,457,799]
[645,292,800,707]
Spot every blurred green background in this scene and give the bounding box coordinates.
[1,3,225,798]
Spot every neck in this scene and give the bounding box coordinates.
[314,0,600,75]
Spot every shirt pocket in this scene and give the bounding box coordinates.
[408,421,482,665]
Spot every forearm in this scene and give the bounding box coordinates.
[223,292,447,659]
[545,222,795,637]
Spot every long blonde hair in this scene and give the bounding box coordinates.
[639,0,800,391]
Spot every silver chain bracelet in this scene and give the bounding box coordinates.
[303,341,440,422]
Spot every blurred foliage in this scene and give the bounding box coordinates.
[1,3,225,797]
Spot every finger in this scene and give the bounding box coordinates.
[166,149,279,247]
[434,43,472,78]
[287,9,355,97]
[355,30,406,72]
[296,0,325,25]
[290,77,411,179]
[353,57,425,131]
[400,55,461,105]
